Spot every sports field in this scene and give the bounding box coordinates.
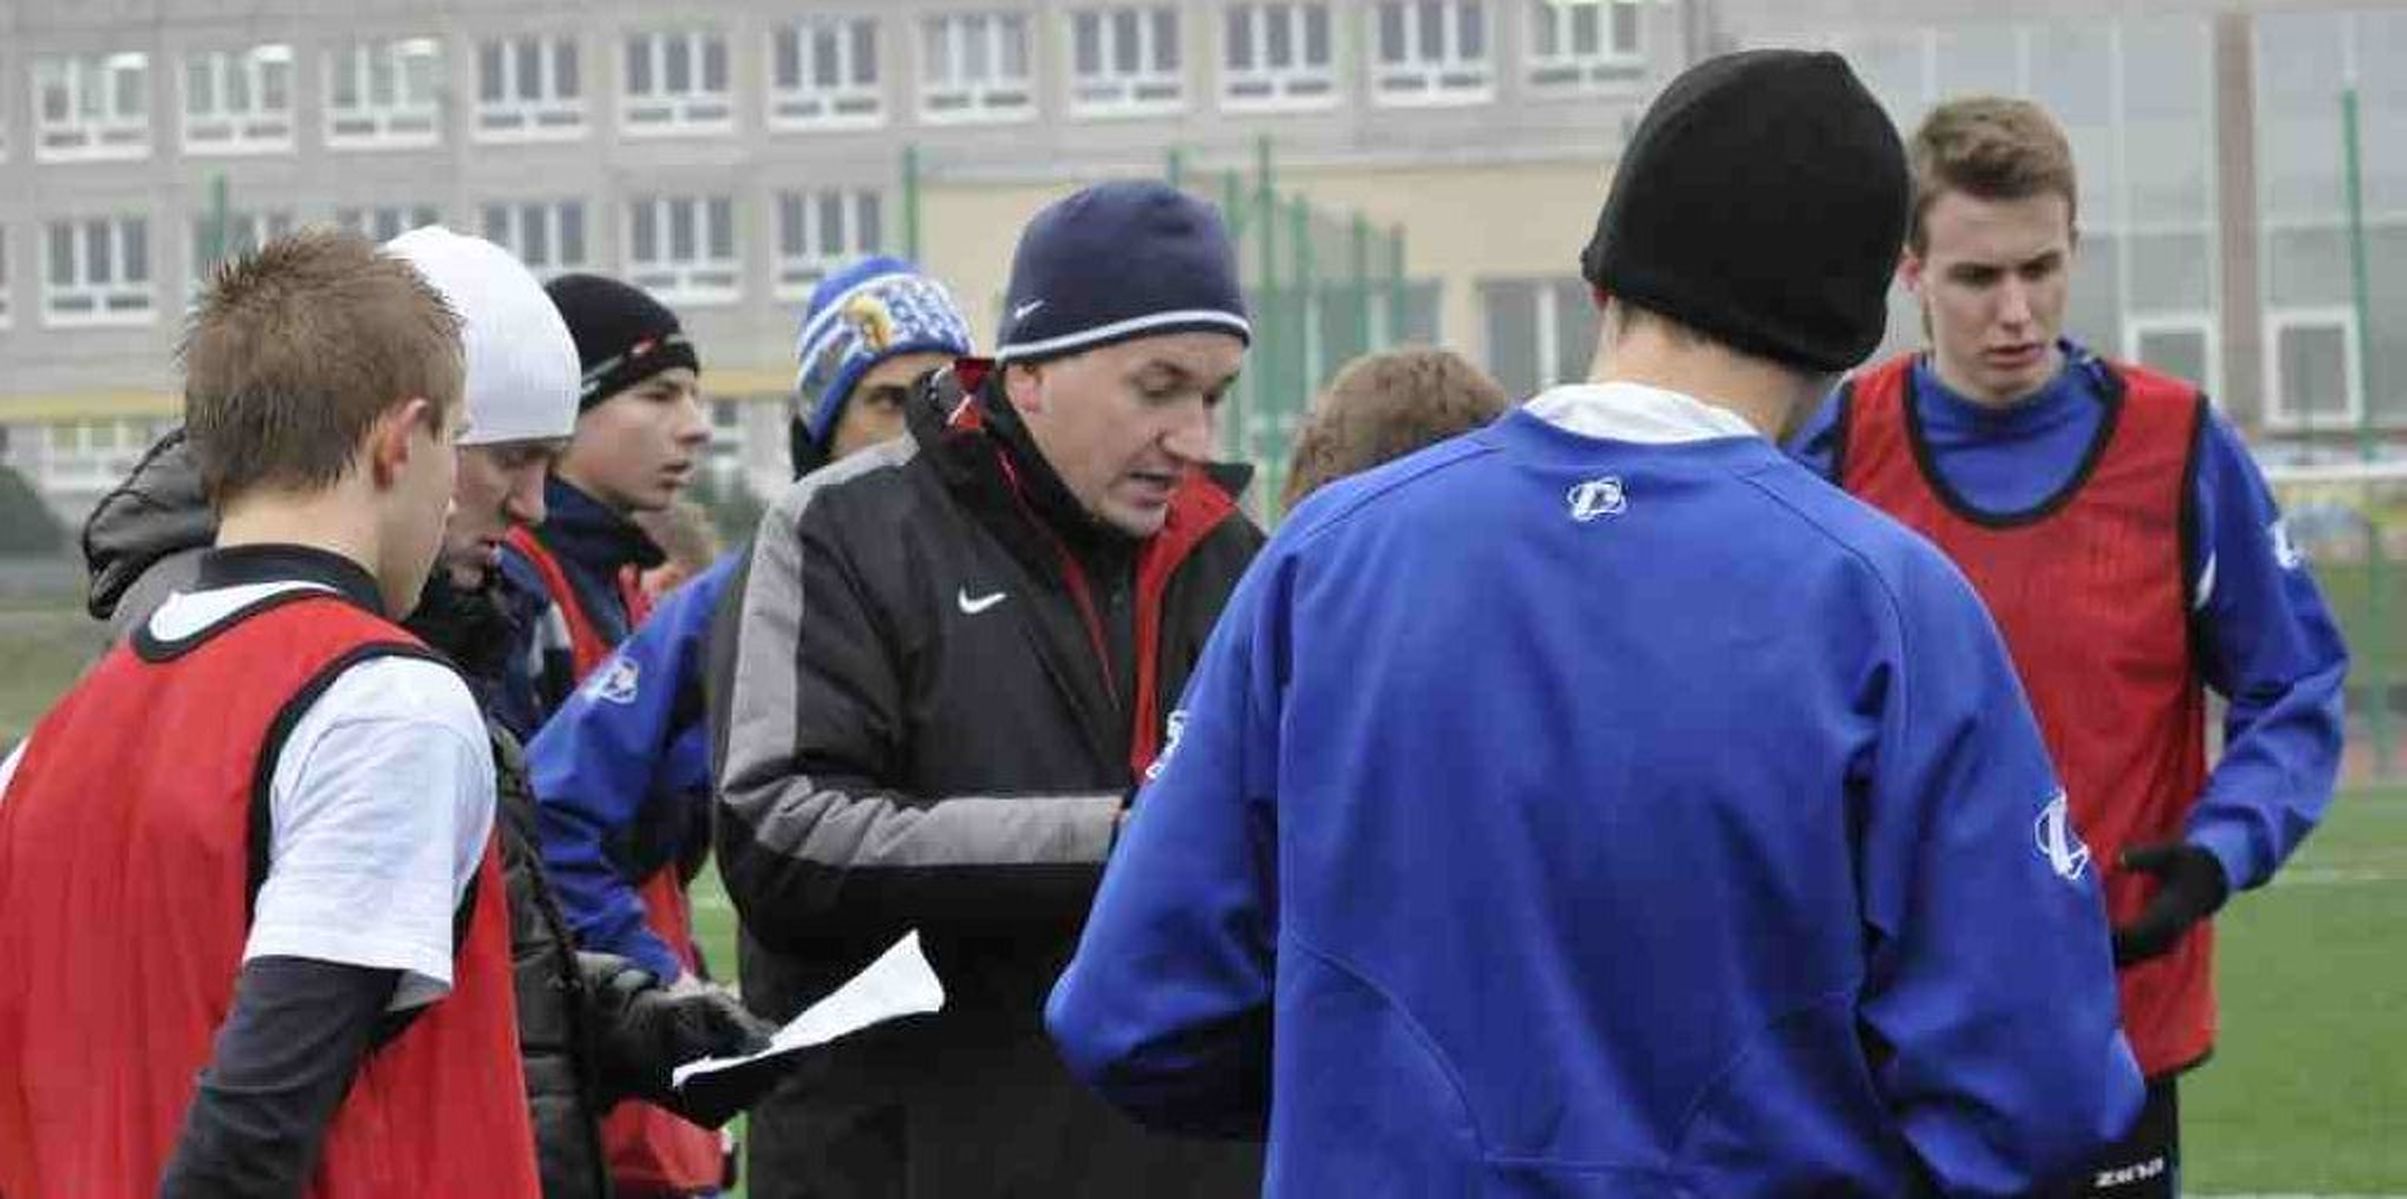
[3,597,2400,1191]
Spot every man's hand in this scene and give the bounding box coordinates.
[2111,842,2230,967]
[585,954,774,1106]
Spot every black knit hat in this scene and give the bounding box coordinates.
[544,273,703,410]
[995,181,1250,365]
[1579,49,1907,373]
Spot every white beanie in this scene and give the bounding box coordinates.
[382,226,580,446]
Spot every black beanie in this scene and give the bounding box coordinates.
[544,273,703,410]
[995,181,1250,365]
[1579,49,1907,373]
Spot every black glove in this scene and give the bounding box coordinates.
[2110,842,2230,967]
[584,954,774,1109]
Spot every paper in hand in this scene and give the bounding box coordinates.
[673,930,946,1092]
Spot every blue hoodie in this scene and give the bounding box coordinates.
[1049,383,2144,1196]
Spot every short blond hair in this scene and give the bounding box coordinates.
[182,229,463,504]
[1909,96,2079,254]
[1283,348,1511,510]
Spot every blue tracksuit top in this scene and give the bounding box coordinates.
[525,553,736,981]
[1048,383,2145,1197]
[1788,342,2349,892]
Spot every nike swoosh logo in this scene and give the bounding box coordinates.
[1012,299,1045,322]
[957,588,1007,615]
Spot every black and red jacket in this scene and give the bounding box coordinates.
[713,359,1265,1196]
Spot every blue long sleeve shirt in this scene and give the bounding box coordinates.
[1788,343,2349,891]
[1049,383,2143,1196]
[524,554,735,982]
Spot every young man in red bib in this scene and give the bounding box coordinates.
[0,231,539,1194]
[1790,96,2350,1196]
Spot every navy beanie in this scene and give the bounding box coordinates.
[545,273,702,409]
[1579,49,1907,373]
[994,181,1250,365]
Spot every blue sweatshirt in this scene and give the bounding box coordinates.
[525,554,735,982]
[1049,383,2145,1196]
[493,478,664,741]
[1788,343,2349,891]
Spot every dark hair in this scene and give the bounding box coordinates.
[182,228,462,504]
[1283,347,1512,510]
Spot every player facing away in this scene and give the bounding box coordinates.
[1049,50,2144,1197]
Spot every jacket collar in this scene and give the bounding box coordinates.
[538,476,665,575]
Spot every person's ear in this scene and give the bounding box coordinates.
[1003,362,1046,416]
[367,397,435,489]
[1897,247,1927,300]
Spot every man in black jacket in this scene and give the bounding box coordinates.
[715,181,1267,1197]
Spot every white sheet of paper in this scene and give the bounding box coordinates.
[672,930,946,1089]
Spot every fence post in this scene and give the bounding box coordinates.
[2343,85,2392,775]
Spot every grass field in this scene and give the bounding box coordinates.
[3,598,2400,1191]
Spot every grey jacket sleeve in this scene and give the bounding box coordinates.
[712,455,1122,950]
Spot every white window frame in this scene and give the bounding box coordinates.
[334,204,442,243]
[621,30,733,135]
[1068,7,1185,117]
[1372,1,1492,107]
[919,12,1035,125]
[189,209,296,299]
[43,216,154,328]
[2262,306,2363,431]
[2123,312,2221,404]
[776,190,885,298]
[0,231,12,329]
[1526,0,1644,93]
[625,196,740,307]
[480,199,590,278]
[181,45,295,154]
[33,52,152,162]
[475,34,585,142]
[1221,2,1338,113]
[769,16,884,130]
[325,38,443,150]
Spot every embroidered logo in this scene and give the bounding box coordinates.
[957,588,1008,616]
[1566,476,1628,523]
[591,657,641,706]
[2033,790,2092,882]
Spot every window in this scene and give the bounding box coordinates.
[777,190,884,296]
[1527,0,1642,91]
[327,38,442,148]
[623,30,732,134]
[335,205,441,243]
[0,231,11,328]
[40,418,171,493]
[2126,314,2219,401]
[477,35,583,141]
[771,17,882,128]
[33,52,151,161]
[189,210,295,297]
[182,45,294,153]
[920,12,1033,123]
[1069,7,1183,116]
[2264,308,2361,429]
[1480,277,1597,399]
[627,196,739,305]
[481,200,590,277]
[1223,3,1336,111]
[44,216,153,327]
[1373,1,1490,105]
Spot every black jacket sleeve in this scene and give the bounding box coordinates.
[158,957,399,1198]
[713,459,1123,952]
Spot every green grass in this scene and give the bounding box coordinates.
[5,608,2404,1189]
[2184,788,2407,1191]
[0,605,106,745]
